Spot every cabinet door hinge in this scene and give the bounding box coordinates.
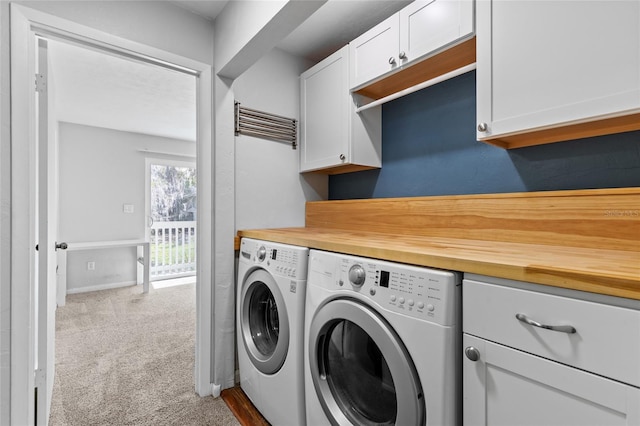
[35,73,47,93]
[34,368,45,388]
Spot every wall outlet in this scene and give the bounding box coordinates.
[123,204,134,214]
[87,261,96,271]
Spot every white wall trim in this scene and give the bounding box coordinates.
[8,5,215,423]
[9,6,37,424]
[66,281,138,295]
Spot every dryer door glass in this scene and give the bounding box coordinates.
[310,299,424,426]
[326,320,396,424]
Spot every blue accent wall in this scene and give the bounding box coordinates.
[329,71,640,199]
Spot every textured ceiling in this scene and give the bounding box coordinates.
[49,40,197,141]
[50,0,409,141]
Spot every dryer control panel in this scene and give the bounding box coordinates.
[309,249,460,326]
[240,238,308,280]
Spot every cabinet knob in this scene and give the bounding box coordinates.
[398,51,406,60]
[477,122,488,132]
[339,154,346,161]
[388,56,396,65]
[465,346,480,362]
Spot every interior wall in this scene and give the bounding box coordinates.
[12,0,214,65]
[58,122,195,291]
[212,0,326,393]
[214,0,287,74]
[2,1,215,417]
[234,47,328,231]
[330,71,640,199]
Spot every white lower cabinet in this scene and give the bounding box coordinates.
[463,275,640,425]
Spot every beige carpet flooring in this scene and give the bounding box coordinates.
[49,282,240,426]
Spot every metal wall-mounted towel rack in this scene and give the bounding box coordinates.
[234,101,297,149]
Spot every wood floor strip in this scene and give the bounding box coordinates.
[221,387,270,426]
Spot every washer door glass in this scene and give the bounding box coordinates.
[241,269,289,375]
[249,282,279,355]
[310,299,424,426]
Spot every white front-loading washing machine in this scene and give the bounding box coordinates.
[304,249,462,426]
[236,238,308,425]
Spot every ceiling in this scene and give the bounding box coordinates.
[50,0,411,142]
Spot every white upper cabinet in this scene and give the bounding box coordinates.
[399,0,474,66]
[300,46,381,174]
[349,14,400,90]
[350,0,475,90]
[476,0,640,149]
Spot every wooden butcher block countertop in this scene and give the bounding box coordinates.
[237,188,640,301]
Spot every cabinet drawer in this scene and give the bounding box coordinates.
[463,278,640,387]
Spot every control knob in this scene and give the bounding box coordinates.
[348,264,366,287]
[257,246,267,262]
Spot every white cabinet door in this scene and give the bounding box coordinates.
[349,14,400,90]
[399,0,474,66]
[463,334,640,426]
[476,0,640,142]
[300,46,350,172]
[300,46,382,173]
[351,0,475,91]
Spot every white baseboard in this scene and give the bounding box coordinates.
[66,280,138,294]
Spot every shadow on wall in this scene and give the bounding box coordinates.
[329,71,640,200]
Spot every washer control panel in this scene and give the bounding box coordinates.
[240,238,308,280]
[309,249,460,326]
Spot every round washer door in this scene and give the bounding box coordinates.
[309,298,425,426]
[240,269,289,375]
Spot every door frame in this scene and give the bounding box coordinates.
[9,5,214,424]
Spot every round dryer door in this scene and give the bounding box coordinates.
[309,298,425,426]
[240,269,289,375]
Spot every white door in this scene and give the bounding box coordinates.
[349,13,400,89]
[35,37,60,426]
[300,46,351,172]
[399,0,474,65]
[463,334,640,426]
[476,0,640,140]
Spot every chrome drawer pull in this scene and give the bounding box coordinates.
[516,313,576,334]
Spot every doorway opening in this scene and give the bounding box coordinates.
[10,6,215,424]
[148,161,197,281]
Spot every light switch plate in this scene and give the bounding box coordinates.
[123,204,134,213]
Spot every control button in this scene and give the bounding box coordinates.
[408,299,414,307]
[291,268,296,276]
[338,280,344,287]
[427,304,435,312]
[370,288,376,296]
[417,301,425,309]
[399,297,405,304]
[390,295,397,302]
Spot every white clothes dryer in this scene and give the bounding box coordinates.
[236,238,308,426]
[304,249,462,426]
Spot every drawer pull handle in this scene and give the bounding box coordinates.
[516,313,576,334]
